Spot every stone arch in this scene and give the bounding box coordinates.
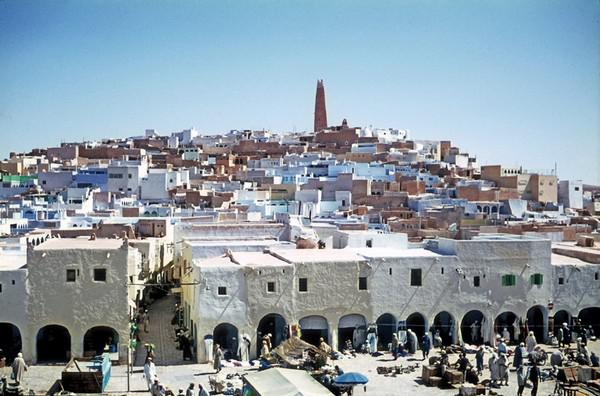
[376,313,397,350]
[0,323,22,363]
[460,310,486,345]
[338,314,367,350]
[405,312,427,341]
[494,311,518,343]
[526,305,547,343]
[213,323,239,360]
[553,310,571,335]
[256,313,287,356]
[83,326,119,357]
[37,324,71,362]
[299,315,329,347]
[432,311,455,346]
[578,307,600,336]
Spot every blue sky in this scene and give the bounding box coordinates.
[1,0,599,184]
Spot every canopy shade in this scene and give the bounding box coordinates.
[333,372,369,385]
[243,367,332,396]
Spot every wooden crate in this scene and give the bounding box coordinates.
[422,365,440,381]
[446,369,464,385]
[428,376,442,387]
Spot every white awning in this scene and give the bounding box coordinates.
[339,314,366,328]
[299,316,328,330]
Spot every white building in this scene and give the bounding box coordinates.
[558,180,583,210]
[178,234,600,363]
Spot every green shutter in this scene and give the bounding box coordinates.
[530,273,543,285]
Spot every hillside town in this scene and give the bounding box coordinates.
[1,80,600,395]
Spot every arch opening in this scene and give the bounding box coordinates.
[494,312,519,344]
[460,310,486,345]
[37,325,71,363]
[553,310,571,336]
[299,315,329,347]
[526,306,546,343]
[337,314,367,351]
[578,307,600,337]
[83,326,119,357]
[405,312,426,341]
[376,313,397,351]
[256,314,287,356]
[213,323,239,360]
[0,323,22,363]
[432,311,455,346]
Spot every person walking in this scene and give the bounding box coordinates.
[497,352,509,386]
[198,384,209,396]
[488,353,499,387]
[391,334,399,360]
[516,364,528,396]
[143,310,150,333]
[475,346,485,375]
[143,357,157,390]
[421,333,431,361]
[185,383,194,396]
[213,344,223,373]
[513,342,525,368]
[11,352,28,386]
[529,359,540,396]
[525,331,537,353]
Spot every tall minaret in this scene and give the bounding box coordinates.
[314,79,328,132]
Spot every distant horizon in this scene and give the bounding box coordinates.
[1,1,599,184]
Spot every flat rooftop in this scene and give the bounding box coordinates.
[34,238,124,251]
[0,253,27,270]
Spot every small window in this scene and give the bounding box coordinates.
[441,267,444,275]
[299,278,308,292]
[389,268,392,276]
[66,269,76,282]
[0,284,2,293]
[359,277,368,290]
[128,174,132,179]
[42,180,46,185]
[501,274,516,287]
[410,269,422,286]
[574,187,580,191]
[558,277,564,285]
[217,286,227,295]
[473,276,480,287]
[530,273,544,286]
[267,282,276,293]
[595,272,599,281]
[94,268,107,282]
[11,280,15,285]
[366,239,373,248]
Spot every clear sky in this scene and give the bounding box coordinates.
[1,0,599,184]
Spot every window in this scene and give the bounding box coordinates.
[217,286,227,296]
[410,269,422,286]
[299,278,308,292]
[558,277,564,285]
[66,269,76,282]
[128,174,132,179]
[575,187,580,191]
[441,267,444,275]
[109,173,123,179]
[366,239,373,248]
[595,272,599,281]
[267,282,276,293]
[0,284,2,293]
[359,277,368,290]
[501,274,516,287]
[473,276,480,287]
[389,268,392,276]
[11,280,15,285]
[530,273,544,286]
[42,180,46,185]
[94,268,107,282]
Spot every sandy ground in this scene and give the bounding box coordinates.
[12,340,600,395]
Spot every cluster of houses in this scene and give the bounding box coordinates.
[1,118,599,365]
